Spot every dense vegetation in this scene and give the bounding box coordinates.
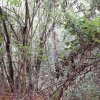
[0,0,100,100]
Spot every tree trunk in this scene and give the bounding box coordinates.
[0,7,14,92]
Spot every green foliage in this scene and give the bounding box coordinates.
[63,13,100,45]
[0,34,3,44]
[59,51,65,59]
[38,55,48,61]
[96,53,100,57]
[64,39,80,51]
[0,15,6,20]
[0,49,4,54]
[50,88,63,100]
[9,0,22,6]
[13,43,32,57]
[41,55,48,61]
[64,13,75,29]
[0,34,4,54]
[38,47,45,52]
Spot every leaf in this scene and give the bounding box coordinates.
[0,35,3,43]
[41,55,48,61]
[0,49,4,54]
[92,17,100,27]
[0,15,5,20]
[96,54,100,57]
[93,37,100,43]
[39,55,48,61]
[64,47,69,51]
[66,42,70,46]
[60,53,65,59]
[10,0,21,6]
[39,48,45,51]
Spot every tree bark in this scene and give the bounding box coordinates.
[0,7,14,92]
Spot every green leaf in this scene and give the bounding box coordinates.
[0,34,4,44]
[0,15,5,20]
[64,47,69,51]
[93,37,100,43]
[0,49,4,54]
[41,55,48,61]
[39,48,45,51]
[96,54,100,57]
[60,53,65,59]
[10,0,21,6]
[92,17,100,27]
[66,42,70,46]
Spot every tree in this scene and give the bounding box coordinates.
[0,0,100,99]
